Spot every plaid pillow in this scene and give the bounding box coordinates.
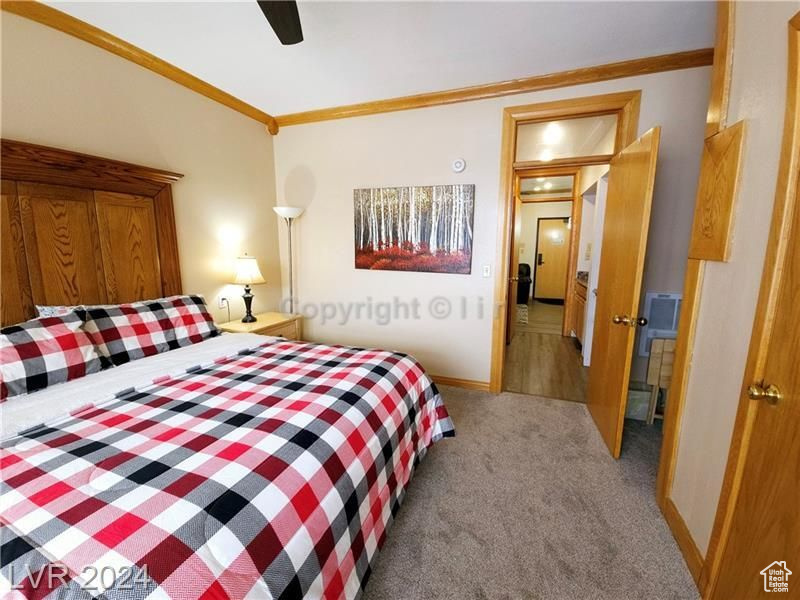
[160,294,219,347]
[81,299,175,366]
[0,313,103,400]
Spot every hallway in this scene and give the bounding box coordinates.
[517,300,564,335]
[503,323,588,403]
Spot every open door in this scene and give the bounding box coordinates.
[505,183,522,344]
[587,127,661,457]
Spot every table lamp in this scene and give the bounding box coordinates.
[231,254,265,322]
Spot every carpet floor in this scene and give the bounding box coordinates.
[363,386,698,600]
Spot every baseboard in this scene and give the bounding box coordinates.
[662,497,704,588]
[431,375,490,392]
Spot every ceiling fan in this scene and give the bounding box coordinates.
[256,1,304,45]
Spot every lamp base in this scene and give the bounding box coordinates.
[241,285,257,322]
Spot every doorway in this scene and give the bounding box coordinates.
[493,91,664,462]
[504,169,588,402]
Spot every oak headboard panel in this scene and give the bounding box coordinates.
[0,139,184,326]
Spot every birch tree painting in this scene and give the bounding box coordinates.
[354,184,475,273]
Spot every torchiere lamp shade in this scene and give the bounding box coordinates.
[273,206,304,314]
[231,254,265,322]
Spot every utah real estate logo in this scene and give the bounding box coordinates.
[761,561,792,593]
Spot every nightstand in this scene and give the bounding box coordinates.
[218,312,303,340]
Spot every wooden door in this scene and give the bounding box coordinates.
[505,186,522,344]
[707,14,800,595]
[94,191,162,303]
[587,128,661,457]
[1,180,34,325]
[18,182,108,307]
[534,218,570,300]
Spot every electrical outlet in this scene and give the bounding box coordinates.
[218,296,228,310]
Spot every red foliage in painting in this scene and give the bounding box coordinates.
[355,244,471,274]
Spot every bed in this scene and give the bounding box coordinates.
[0,141,454,598]
[1,331,453,598]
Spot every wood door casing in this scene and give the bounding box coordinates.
[1,180,34,324]
[534,218,570,300]
[587,127,661,458]
[17,182,108,307]
[94,191,162,304]
[506,185,522,344]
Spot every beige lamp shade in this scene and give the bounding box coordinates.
[231,255,265,285]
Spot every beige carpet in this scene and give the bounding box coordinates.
[363,386,698,600]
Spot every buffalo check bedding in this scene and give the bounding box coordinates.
[0,339,454,599]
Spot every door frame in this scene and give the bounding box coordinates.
[515,165,581,337]
[700,12,800,598]
[532,216,572,304]
[490,90,642,393]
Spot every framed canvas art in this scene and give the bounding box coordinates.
[354,184,475,274]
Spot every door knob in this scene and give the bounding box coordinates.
[509,276,520,282]
[612,315,648,327]
[747,383,782,405]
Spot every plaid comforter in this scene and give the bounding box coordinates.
[0,340,454,599]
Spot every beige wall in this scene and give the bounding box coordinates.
[670,2,796,556]
[0,14,280,323]
[274,68,710,381]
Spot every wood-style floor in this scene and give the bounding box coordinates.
[504,301,589,403]
[518,300,564,335]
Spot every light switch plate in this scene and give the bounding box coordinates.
[482,265,491,278]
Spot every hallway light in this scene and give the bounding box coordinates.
[542,122,564,144]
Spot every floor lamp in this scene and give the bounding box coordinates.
[273,206,304,313]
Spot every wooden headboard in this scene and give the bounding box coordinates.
[1,139,184,326]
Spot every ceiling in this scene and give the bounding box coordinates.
[44,2,715,116]
[520,175,574,198]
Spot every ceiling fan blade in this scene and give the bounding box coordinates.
[257,1,303,45]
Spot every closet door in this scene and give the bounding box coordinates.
[94,191,162,303]
[18,182,108,307]
[1,180,34,325]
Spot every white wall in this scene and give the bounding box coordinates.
[273,68,710,381]
[578,123,614,195]
[670,2,797,555]
[577,193,596,273]
[582,175,609,367]
[518,201,573,275]
[0,14,281,323]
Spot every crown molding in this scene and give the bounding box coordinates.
[276,48,713,128]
